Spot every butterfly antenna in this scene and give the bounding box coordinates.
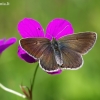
[55,25,69,38]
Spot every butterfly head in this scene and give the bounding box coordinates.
[51,37,59,50]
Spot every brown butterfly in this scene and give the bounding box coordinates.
[19,32,97,72]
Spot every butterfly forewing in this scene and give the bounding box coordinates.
[20,38,51,59]
[59,32,96,55]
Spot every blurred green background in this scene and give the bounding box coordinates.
[0,0,100,100]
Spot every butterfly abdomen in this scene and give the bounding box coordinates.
[51,38,63,66]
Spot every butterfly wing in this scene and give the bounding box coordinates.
[60,47,83,69]
[20,38,51,59]
[20,38,59,71]
[58,32,96,69]
[59,32,96,55]
[39,45,59,72]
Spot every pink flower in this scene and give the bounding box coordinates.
[17,18,74,74]
[0,38,16,54]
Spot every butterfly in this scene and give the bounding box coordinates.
[19,32,97,72]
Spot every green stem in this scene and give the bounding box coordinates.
[30,63,39,100]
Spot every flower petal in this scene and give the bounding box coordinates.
[0,37,17,54]
[18,18,44,38]
[45,18,74,40]
[47,69,62,75]
[18,46,37,63]
[0,38,5,44]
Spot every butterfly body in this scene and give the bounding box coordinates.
[51,38,63,66]
[20,32,97,72]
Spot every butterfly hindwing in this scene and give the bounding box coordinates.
[20,38,51,59]
[39,45,59,71]
[59,32,96,55]
[60,47,83,69]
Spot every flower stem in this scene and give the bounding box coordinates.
[30,63,39,100]
[0,83,26,98]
